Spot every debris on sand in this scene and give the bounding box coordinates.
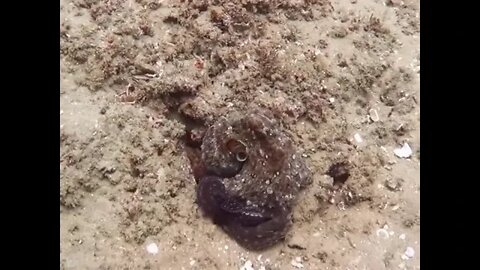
[376,228,390,239]
[401,246,415,260]
[240,260,254,270]
[369,108,380,122]
[146,243,159,255]
[385,178,404,191]
[394,143,412,158]
[354,133,363,144]
[291,257,304,268]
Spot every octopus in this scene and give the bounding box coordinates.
[186,108,311,250]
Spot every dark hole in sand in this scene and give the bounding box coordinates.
[327,162,350,186]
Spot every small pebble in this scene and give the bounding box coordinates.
[399,234,406,240]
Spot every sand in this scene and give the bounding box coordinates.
[60,0,420,269]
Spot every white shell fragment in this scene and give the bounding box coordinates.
[291,257,304,268]
[405,247,415,258]
[394,143,412,158]
[240,260,254,270]
[376,229,390,239]
[146,243,159,255]
[354,133,363,144]
[369,109,379,122]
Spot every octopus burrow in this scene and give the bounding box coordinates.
[187,108,311,250]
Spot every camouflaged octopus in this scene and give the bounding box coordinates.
[189,108,311,250]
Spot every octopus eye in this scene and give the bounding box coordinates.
[226,139,248,162]
[236,151,248,162]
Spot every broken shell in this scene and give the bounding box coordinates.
[394,143,412,158]
[404,247,415,258]
[146,243,159,255]
[354,133,363,143]
[376,229,390,239]
[291,257,304,268]
[369,109,380,122]
[240,260,254,270]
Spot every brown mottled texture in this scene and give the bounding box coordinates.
[196,108,311,250]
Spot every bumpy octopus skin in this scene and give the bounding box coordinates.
[193,109,311,250]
